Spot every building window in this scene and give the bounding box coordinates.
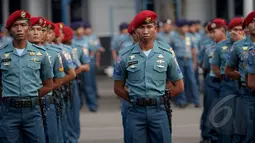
[234,0,243,17]
[216,0,228,19]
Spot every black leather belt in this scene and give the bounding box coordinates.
[0,97,40,108]
[136,96,165,106]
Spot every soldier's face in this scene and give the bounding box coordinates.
[248,19,255,35]
[163,24,172,32]
[179,25,189,34]
[42,27,48,42]
[135,23,157,43]
[10,20,29,40]
[28,25,43,43]
[47,29,55,42]
[58,30,64,42]
[189,25,196,33]
[210,28,224,42]
[244,27,250,36]
[84,28,92,35]
[229,26,244,42]
[76,27,84,36]
[195,24,201,32]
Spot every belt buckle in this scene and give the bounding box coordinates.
[21,100,32,108]
[13,100,21,108]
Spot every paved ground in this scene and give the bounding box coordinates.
[79,75,202,143]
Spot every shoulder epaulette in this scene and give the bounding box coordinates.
[233,39,245,46]
[32,44,46,51]
[157,41,172,53]
[50,44,62,51]
[0,43,9,49]
[119,43,136,56]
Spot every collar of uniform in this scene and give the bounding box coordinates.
[131,41,161,54]
[244,36,253,46]
[11,41,34,56]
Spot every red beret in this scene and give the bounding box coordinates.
[30,17,44,27]
[41,18,47,28]
[45,20,55,30]
[62,26,73,42]
[207,18,226,31]
[132,10,157,29]
[55,22,65,30]
[228,17,243,30]
[6,10,31,29]
[245,10,255,27]
[128,20,134,34]
[54,25,60,37]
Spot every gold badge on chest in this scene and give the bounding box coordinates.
[4,53,10,58]
[29,52,36,56]
[36,52,42,56]
[31,58,40,62]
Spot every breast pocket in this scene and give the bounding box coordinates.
[26,63,41,76]
[153,65,167,80]
[126,66,142,81]
[0,64,9,71]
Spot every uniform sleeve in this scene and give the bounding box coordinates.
[191,36,196,49]
[113,56,126,81]
[92,36,102,51]
[203,50,209,69]
[211,45,221,66]
[111,36,118,51]
[167,55,183,82]
[41,52,54,81]
[226,45,239,68]
[80,48,91,64]
[246,50,255,74]
[61,50,74,72]
[53,53,65,78]
[198,46,206,63]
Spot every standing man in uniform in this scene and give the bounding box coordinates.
[46,20,76,143]
[72,21,97,112]
[189,20,201,91]
[111,22,133,65]
[83,22,102,99]
[170,19,199,107]
[28,17,65,143]
[156,19,174,44]
[201,18,227,143]
[211,17,244,143]
[113,10,184,143]
[225,11,255,143]
[0,25,12,47]
[0,10,54,143]
[63,25,90,142]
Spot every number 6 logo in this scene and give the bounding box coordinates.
[209,94,237,128]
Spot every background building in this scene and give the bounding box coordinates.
[0,0,253,67]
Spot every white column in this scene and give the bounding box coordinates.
[243,0,253,17]
[228,0,234,19]
[22,0,47,17]
[184,0,212,23]
[2,0,9,24]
